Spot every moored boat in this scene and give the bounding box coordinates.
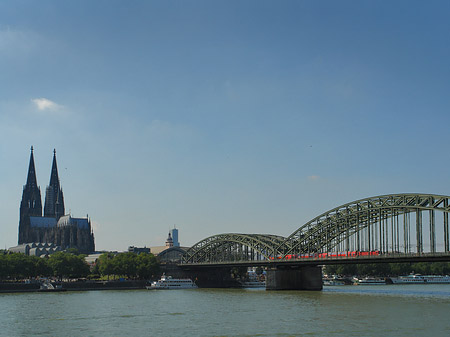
[146,274,198,290]
[240,281,266,288]
[38,280,66,292]
[354,277,386,285]
[390,274,450,284]
[323,276,346,286]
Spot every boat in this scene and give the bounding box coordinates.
[354,277,386,285]
[323,279,345,286]
[390,274,450,284]
[240,281,266,288]
[146,274,198,289]
[38,280,66,292]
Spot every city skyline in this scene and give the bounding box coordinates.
[1,1,450,251]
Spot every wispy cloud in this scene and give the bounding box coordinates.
[308,175,320,181]
[31,98,64,112]
[0,27,39,54]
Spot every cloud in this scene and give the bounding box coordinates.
[0,27,39,55]
[308,175,320,181]
[31,98,63,111]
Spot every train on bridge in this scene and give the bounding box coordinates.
[273,250,381,260]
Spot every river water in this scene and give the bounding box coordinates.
[1,284,449,336]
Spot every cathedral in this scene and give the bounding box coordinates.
[18,147,95,254]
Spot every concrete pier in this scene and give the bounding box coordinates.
[266,266,323,290]
[183,266,241,288]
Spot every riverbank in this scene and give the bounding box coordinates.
[0,280,147,293]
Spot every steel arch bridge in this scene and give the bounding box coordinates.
[183,194,450,264]
[183,233,288,264]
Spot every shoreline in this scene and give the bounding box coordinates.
[0,280,147,293]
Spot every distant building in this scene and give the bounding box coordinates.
[8,242,63,257]
[165,232,174,248]
[158,246,186,263]
[128,246,150,254]
[149,229,186,263]
[18,147,95,254]
[171,227,180,247]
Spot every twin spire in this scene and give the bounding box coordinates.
[26,146,38,188]
[25,146,65,219]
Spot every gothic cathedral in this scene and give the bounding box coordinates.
[18,147,95,254]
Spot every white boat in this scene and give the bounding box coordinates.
[323,279,345,286]
[146,274,198,289]
[240,281,266,288]
[391,274,450,284]
[355,277,386,285]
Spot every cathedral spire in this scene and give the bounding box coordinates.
[44,148,65,218]
[19,146,43,244]
[26,146,38,188]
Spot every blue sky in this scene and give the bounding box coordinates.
[1,1,450,251]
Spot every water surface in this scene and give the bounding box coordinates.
[1,285,449,336]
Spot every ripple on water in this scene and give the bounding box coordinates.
[1,286,450,336]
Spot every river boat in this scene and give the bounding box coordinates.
[323,279,345,286]
[240,281,266,288]
[146,274,198,290]
[354,277,386,285]
[38,280,66,292]
[390,274,450,284]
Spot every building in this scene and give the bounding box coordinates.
[128,246,150,254]
[8,242,63,257]
[171,227,180,247]
[149,231,187,263]
[165,232,174,248]
[17,147,95,254]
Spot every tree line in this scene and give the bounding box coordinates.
[92,252,160,280]
[0,251,160,281]
[324,262,450,277]
[0,251,90,280]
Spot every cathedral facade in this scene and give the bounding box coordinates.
[18,147,95,254]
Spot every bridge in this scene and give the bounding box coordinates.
[179,194,450,290]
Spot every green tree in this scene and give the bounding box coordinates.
[335,264,357,276]
[136,253,159,279]
[33,256,52,277]
[113,252,137,278]
[97,253,116,279]
[48,252,90,279]
[323,264,338,275]
[411,262,431,275]
[0,254,7,280]
[390,263,413,276]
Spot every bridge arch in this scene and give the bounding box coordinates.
[281,193,450,257]
[183,233,287,264]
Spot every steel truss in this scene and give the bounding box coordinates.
[183,194,450,264]
[281,193,450,257]
[183,233,287,263]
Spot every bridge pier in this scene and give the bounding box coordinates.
[266,266,322,291]
[183,267,241,288]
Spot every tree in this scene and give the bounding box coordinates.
[48,252,90,279]
[112,252,137,278]
[136,253,159,279]
[27,256,52,277]
[335,264,357,276]
[97,253,116,280]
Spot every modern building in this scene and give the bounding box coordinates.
[17,147,95,254]
[171,227,180,247]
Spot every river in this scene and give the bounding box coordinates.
[1,284,449,336]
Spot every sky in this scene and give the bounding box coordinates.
[1,1,450,252]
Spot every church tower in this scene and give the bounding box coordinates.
[19,146,43,244]
[44,149,65,219]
